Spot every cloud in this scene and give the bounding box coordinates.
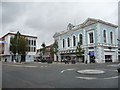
[1,1,118,49]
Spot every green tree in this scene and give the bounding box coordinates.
[76,42,83,57]
[10,31,28,62]
[50,40,58,61]
[51,40,58,54]
[76,42,85,63]
[40,42,46,58]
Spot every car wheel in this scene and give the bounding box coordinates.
[118,69,120,73]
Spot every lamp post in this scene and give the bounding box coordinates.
[16,31,19,62]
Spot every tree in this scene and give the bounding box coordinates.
[10,31,28,62]
[76,42,83,57]
[40,42,46,58]
[50,40,58,61]
[76,42,84,62]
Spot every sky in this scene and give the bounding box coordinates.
[0,0,119,49]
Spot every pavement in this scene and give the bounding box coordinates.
[2,61,119,88]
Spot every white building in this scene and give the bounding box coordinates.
[0,32,37,62]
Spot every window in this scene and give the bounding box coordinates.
[63,39,65,48]
[89,32,94,43]
[110,32,113,44]
[79,34,83,44]
[103,30,106,43]
[29,47,30,52]
[73,36,76,46]
[34,47,36,52]
[67,38,70,47]
[34,40,36,46]
[29,40,31,45]
[32,40,33,45]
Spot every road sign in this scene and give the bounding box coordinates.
[89,51,94,55]
[0,41,7,44]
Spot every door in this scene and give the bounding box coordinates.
[105,55,112,62]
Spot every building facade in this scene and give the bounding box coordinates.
[0,32,37,62]
[53,18,118,63]
[118,41,120,62]
[36,45,54,60]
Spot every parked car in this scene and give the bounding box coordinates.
[41,59,47,63]
[47,60,53,64]
[34,59,41,62]
[117,63,120,73]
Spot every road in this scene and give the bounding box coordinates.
[2,62,119,88]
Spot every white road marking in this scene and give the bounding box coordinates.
[76,76,119,80]
[76,77,97,80]
[103,76,119,79]
[60,68,75,73]
[77,69,105,74]
[100,69,117,72]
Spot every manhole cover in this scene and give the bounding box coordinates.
[77,69,105,75]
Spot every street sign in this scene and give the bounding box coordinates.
[0,41,7,44]
[89,51,94,55]
[82,54,87,56]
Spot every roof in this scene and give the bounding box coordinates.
[53,18,118,38]
[1,32,37,39]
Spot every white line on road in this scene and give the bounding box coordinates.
[60,68,76,73]
[76,76,120,80]
[76,77,97,80]
[103,76,119,79]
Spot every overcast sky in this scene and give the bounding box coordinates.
[0,0,119,49]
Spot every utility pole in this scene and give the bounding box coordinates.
[16,31,19,62]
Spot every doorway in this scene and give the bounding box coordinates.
[105,55,112,62]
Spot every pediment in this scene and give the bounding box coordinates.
[82,18,98,26]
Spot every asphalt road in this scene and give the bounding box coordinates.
[2,62,119,88]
